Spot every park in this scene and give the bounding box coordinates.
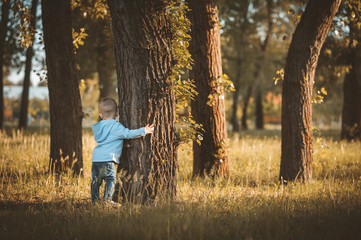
[1,0,361,239]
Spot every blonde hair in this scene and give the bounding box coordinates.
[99,98,117,119]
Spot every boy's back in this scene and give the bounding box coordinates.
[92,119,145,164]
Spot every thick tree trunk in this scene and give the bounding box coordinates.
[0,0,11,129]
[107,0,177,202]
[96,22,116,100]
[19,0,38,130]
[42,0,83,174]
[255,88,264,129]
[188,0,229,177]
[280,0,341,182]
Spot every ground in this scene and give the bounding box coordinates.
[0,128,360,239]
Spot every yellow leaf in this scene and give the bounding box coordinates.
[321,87,327,95]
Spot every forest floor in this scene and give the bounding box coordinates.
[0,128,360,240]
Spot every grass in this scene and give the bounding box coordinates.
[1,128,361,239]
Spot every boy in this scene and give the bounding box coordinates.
[91,97,154,203]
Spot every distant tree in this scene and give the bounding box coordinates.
[107,0,178,202]
[95,20,116,100]
[341,21,361,141]
[72,1,116,101]
[0,0,11,129]
[254,0,273,130]
[188,0,229,177]
[241,0,273,130]
[219,0,253,132]
[280,0,341,182]
[18,0,38,130]
[42,0,83,174]
[255,87,264,129]
[219,0,288,131]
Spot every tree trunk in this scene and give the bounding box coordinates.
[19,0,38,130]
[341,48,361,140]
[280,0,341,182]
[243,0,273,130]
[231,59,242,132]
[107,0,177,202]
[96,21,116,100]
[188,0,229,177]
[341,21,361,141]
[231,86,240,132]
[230,1,249,133]
[255,88,264,129]
[0,0,11,129]
[241,85,253,130]
[42,0,83,174]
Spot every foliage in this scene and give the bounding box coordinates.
[166,0,201,141]
[1,130,361,239]
[206,74,235,106]
[72,28,88,52]
[313,87,328,104]
[272,68,284,85]
[71,0,108,20]
[11,0,37,48]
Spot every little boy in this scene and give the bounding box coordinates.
[91,97,154,203]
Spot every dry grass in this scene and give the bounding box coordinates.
[1,128,361,240]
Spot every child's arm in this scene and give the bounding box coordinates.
[116,123,154,139]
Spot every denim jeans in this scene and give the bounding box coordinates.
[91,162,116,202]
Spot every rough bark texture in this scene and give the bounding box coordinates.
[107,0,177,202]
[188,0,229,177]
[341,23,361,141]
[280,0,341,182]
[19,0,38,130]
[42,0,83,174]
[0,0,11,129]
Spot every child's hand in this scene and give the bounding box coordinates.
[145,124,154,134]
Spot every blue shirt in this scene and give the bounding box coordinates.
[92,119,146,164]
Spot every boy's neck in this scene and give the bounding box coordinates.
[101,117,115,120]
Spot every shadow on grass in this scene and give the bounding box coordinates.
[0,198,360,240]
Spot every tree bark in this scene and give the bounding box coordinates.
[19,0,38,130]
[42,0,83,174]
[0,0,11,129]
[188,0,229,177]
[107,0,177,202]
[280,0,341,182]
